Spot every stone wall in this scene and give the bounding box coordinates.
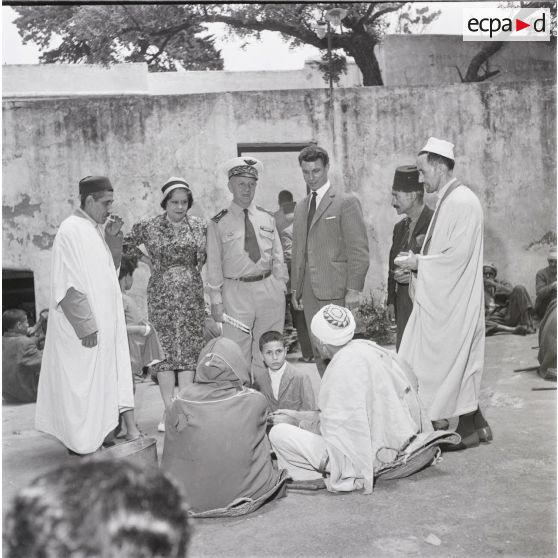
[3,79,556,313]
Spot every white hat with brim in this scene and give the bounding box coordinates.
[548,248,557,260]
[420,137,455,160]
[222,157,264,180]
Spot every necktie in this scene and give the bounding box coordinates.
[243,209,261,263]
[307,191,317,234]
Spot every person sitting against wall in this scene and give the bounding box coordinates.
[161,336,288,517]
[2,309,42,403]
[3,460,192,558]
[27,309,48,351]
[537,298,556,381]
[535,248,557,320]
[483,263,535,336]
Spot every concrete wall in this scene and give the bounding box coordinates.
[2,60,362,98]
[3,80,556,313]
[4,35,554,100]
[378,35,556,86]
[2,63,149,98]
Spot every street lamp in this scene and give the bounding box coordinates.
[314,8,348,97]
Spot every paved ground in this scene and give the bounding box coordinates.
[3,333,556,557]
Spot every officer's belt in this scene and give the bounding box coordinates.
[225,270,271,283]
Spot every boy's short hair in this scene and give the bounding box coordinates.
[119,254,139,281]
[2,309,27,333]
[259,330,285,352]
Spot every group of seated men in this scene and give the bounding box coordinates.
[160,304,459,516]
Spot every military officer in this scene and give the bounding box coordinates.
[206,157,288,384]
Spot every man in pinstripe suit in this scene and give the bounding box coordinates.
[291,145,369,375]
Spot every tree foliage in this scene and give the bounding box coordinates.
[198,3,436,86]
[13,5,223,71]
[13,3,442,85]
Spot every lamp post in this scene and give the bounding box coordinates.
[314,8,347,98]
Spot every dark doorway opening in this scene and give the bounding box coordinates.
[2,269,37,326]
[237,142,312,211]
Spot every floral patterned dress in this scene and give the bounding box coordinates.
[124,213,206,372]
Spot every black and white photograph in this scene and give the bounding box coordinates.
[2,1,556,556]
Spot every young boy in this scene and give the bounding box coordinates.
[118,255,165,440]
[119,255,164,378]
[258,331,316,424]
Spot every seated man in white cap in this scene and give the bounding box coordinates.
[268,304,457,494]
[535,248,557,320]
[483,262,535,336]
[206,157,288,386]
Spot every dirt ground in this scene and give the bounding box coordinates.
[2,333,556,557]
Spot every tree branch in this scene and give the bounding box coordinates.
[357,3,377,27]
[369,3,405,23]
[464,42,504,82]
[147,33,174,64]
[204,13,330,49]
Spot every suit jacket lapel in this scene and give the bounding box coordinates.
[277,365,294,400]
[310,188,335,231]
[259,369,275,400]
[293,197,309,249]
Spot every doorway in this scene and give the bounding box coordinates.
[237,142,311,212]
[2,269,37,326]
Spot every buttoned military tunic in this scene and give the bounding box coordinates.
[206,202,288,383]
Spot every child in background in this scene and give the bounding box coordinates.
[257,331,316,426]
[2,309,42,403]
[118,254,165,439]
[119,254,165,378]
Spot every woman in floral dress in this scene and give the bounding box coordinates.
[124,177,206,428]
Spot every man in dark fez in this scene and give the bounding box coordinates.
[386,165,433,350]
[35,176,137,455]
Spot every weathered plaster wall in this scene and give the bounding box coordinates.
[3,79,555,313]
[378,35,556,86]
[2,60,363,98]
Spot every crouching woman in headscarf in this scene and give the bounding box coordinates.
[161,337,288,517]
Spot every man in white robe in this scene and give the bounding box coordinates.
[269,305,456,493]
[36,176,135,455]
[396,138,491,450]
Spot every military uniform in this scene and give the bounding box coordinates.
[206,158,288,384]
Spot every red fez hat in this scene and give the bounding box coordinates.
[79,176,113,195]
[392,165,423,193]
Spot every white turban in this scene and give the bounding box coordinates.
[311,305,356,346]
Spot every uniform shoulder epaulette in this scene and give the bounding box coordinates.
[211,209,228,223]
[256,205,274,216]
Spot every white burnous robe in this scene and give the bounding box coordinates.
[319,340,434,493]
[36,211,134,454]
[399,178,485,421]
